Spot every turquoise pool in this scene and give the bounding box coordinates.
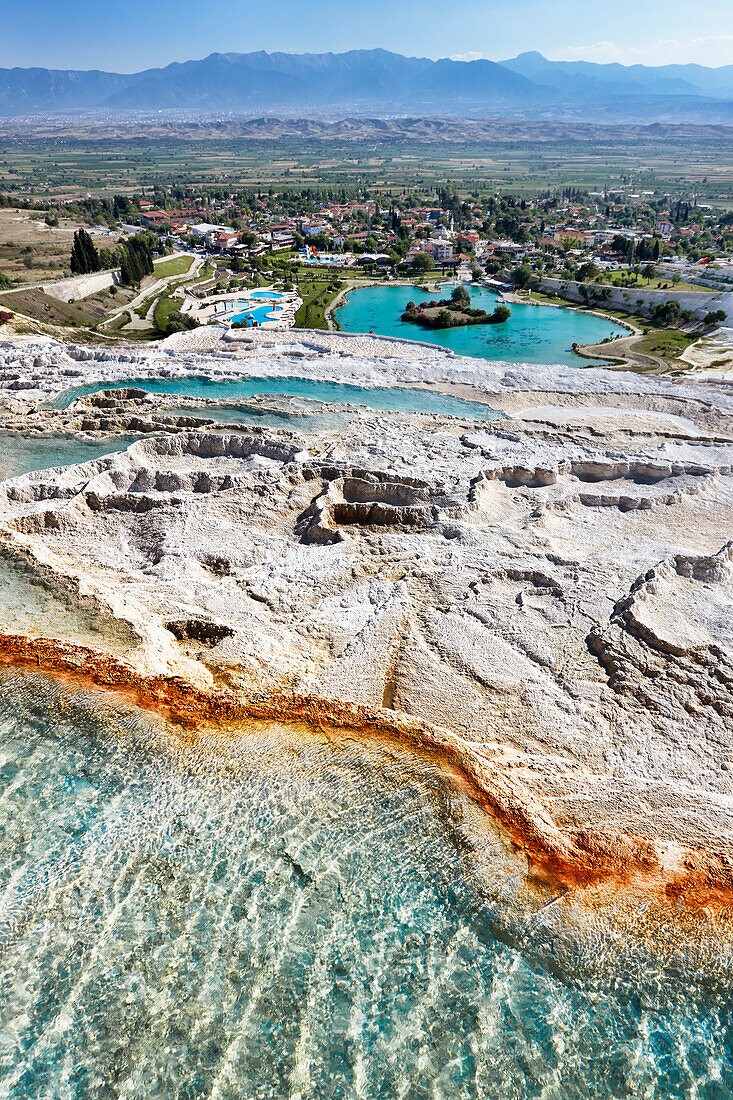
[0,432,140,483]
[230,303,282,325]
[56,376,502,420]
[0,671,730,1100]
[335,284,621,366]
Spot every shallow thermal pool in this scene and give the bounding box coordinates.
[0,551,137,653]
[0,670,731,1099]
[55,376,502,421]
[0,432,142,483]
[160,402,348,433]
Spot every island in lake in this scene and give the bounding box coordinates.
[401,284,511,329]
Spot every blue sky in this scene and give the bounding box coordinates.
[2,0,732,71]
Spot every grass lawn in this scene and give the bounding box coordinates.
[134,292,159,320]
[153,295,182,332]
[107,310,132,331]
[189,262,214,286]
[602,273,707,293]
[294,278,342,329]
[152,255,194,278]
[636,329,695,360]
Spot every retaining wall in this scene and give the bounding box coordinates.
[540,278,724,321]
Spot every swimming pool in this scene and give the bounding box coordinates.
[230,303,284,325]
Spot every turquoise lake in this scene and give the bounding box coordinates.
[335,284,621,365]
[55,376,502,421]
[0,670,731,1100]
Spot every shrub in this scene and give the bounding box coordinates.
[159,310,199,336]
[489,304,512,324]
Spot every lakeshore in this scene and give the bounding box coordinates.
[333,282,620,365]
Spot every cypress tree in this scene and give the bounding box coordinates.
[118,236,154,286]
[70,229,100,275]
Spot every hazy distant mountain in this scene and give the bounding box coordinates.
[1,48,732,120]
[102,50,540,113]
[502,51,733,100]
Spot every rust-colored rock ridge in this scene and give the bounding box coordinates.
[2,630,732,911]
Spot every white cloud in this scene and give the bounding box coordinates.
[559,35,733,66]
[449,51,487,62]
[689,34,733,48]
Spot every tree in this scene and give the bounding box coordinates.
[649,299,682,325]
[450,284,471,306]
[411,252,435,273]
[70,229,100,275]
[158,310,199,336]
[119,235,154,286]
[512,264,532,289]
[704,310,727,326]
[576,261,598,283]
[642,265,657,284]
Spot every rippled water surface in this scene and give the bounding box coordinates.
[0,672,731,1100]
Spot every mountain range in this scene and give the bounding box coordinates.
[2,49,733,122]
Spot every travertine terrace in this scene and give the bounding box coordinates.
[1,329,733,904]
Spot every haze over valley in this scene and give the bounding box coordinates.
[4,48,733,122]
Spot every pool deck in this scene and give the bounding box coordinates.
[185,286,302,330]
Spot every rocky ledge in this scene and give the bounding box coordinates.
[0,330,733,911]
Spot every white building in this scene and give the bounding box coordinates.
[190,222,230,238]
[432,242,454,262]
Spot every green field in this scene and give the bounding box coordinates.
[636,329,696,359]
[294,277,342,329]
[152,254,194,278]
[153,294,182,331]
[3,125,733,203]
